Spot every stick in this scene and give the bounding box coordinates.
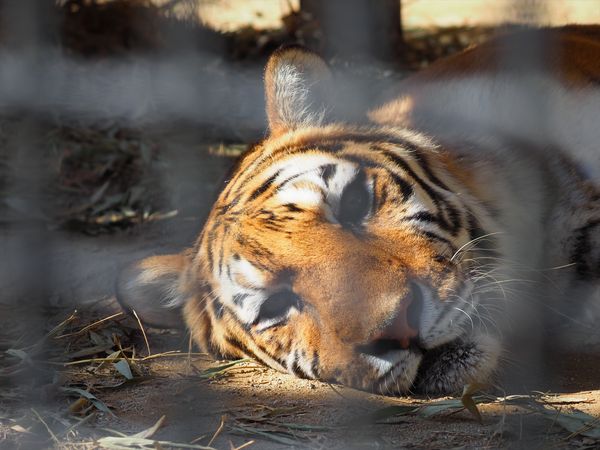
[31,408,59,445]
[207,415,227,447]
[132,309,151,356]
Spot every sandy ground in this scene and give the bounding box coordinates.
[0,125,598,450]
[79,344,600,449]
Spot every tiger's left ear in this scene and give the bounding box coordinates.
[264,46,333,136]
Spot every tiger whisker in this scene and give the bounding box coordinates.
[450,231,505,262]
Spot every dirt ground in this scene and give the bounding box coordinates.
[0,122,599,450]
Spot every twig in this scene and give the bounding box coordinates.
[188,332,193,368]
[190,434,207,444]
[132,309,151,356]
[231,440,255,450]
[61,413,96,438]
[46,310,79,339]
[31,408,59,445]
[55,351,209,366]
[207,415,227,447]
[55,312,125,339]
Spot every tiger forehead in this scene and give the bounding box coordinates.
[220,135,426,211]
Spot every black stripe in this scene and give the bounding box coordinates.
[290,349,309,378]
[217,231,227,276]
[248,170,281,202]
[261,223,285,233]
[234,142,344,196]
[283,203,304,213]
[421,231,456,251]
[377,147,464,235]
[375,147,443,208]
[320,164,337,187]
[389,172,414,200]
[467,212,485,242]
[310,352,320,378]
[216,197,240,217]
[254,342,288,369]
[404,211,438,224]
[466,213,500,257]
[232,293,250,306]
[219,142,263,200]
[272,171,310,193]
[343,154,381,170]
[411,149,451,192]
[232,130,423,199]
[211,298,225,319]
[200,320,213,354]
[235,235,274,258]
[225,335,261,362]
[444,202,463,234]
[572,219,600,279]
[258,142,344,169]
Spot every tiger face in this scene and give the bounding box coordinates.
[118,47,503,395]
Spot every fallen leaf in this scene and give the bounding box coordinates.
[113,360,134,380]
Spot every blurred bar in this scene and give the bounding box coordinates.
[300,0,402,61]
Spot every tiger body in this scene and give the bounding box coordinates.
[118,27,600,395]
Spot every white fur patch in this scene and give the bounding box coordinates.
[361,350,423,394]
[230,256,265,288]
[272,153,359,215]
[273,63,327,130]
[276,187,323,207]
[217,257,268,324]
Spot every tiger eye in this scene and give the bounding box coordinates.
[255,290,302,324]
[338,171,370,227]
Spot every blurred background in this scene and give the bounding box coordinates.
[1,1,599,449]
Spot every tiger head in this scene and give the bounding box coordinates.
[117,47,502,395]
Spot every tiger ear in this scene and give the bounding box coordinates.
[264,46,333,136]
[116,254,191,329]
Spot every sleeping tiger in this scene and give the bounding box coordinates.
[117,27,600,395]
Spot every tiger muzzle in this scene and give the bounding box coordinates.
[357,281,425,356]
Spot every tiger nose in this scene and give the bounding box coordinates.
[372,283,424,349]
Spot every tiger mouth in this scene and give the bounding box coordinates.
[367,330,500,396]
[358,283,483,394]
[356,337,422,357]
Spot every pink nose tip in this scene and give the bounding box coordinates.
[374,296,420,349]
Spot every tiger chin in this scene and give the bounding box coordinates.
[117,29,600,396]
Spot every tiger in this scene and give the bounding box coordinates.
[117,26,600,395]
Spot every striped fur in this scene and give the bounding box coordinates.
[118,31,600,395]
